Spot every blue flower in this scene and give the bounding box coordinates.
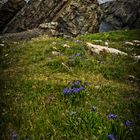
[75,80,81,85]
[63,87,69,95]
[12,131,18,140]
[79,86,85,91]
[124,120,133,127]
[69,55,73,59]
[70,82,75,87]
[69,89,74,94]
[75,53,80,57]
[72,87,80,93]
[108,134,116,140]
[107,113,117,119]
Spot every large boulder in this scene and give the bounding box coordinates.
[0,0,26,33]
[2,0,101,37]
[99,0,140,32]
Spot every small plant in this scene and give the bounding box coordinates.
[63,80,88,104]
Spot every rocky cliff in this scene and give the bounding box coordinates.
[99,0,140,32]
[1,0,101,37]
[0,0,26,33]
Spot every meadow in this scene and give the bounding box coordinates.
[0,30,140,140]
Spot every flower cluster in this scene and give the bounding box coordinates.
[12,131,18,140]
[108,134,116,140]
[63,80,86,95]
[107,113,117,120]
[124,120,133,127]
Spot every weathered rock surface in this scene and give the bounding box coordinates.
[0,0,26,33]
[99,0,140,32]
[2,0,101,37]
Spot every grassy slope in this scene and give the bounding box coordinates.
[0,30,140,140]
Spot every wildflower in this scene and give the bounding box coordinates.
[75,53,80,57]
[12,131,18,140]
[75,80,81,85]
[63,87,69,95]
[108,134,116,140]
[72,87,80,93]
[107,113,117,119]
[70,82,75,87]
[79,86,85,91]
[124,120,133,127]
[69,89,74,94]
[69,55,73,59]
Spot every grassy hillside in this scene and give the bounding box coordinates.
[0,30,140,140]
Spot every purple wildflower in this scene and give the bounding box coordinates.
[124,120,133,127]
[69,55,73,59]
[75,53,80,57]
[75,80,81,85]
[72,87,80,93]
[70,82,75,87]
[12,131,18,140]
[63,87,69,95]
[108,134,116,140]
[69,89,74,94]
[107,113,117,119]
[79,86,85,91]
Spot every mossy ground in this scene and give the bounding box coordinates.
[0,29,140,140]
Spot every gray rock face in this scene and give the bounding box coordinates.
[0,0,8,8]
[2,0,101,37]
[98,0,114,4]
[0,0,26,33]
[99,0,140,32]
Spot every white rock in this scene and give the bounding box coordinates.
[0,43,4,46]
[125,41,134,46]
[86,42,127,55]
[63,44,70,48]
[52,51,61,56]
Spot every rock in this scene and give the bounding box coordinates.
[0,0,8,8]
[52,51,61,56]
[125,41,134,46]
[0,0,26,33]
[0,43,5,46]
[86,42,127,55]
[99,0,140,32]
[2,0,101,37]
[63,44,70,48]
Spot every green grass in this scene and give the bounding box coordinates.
[0,29,140,140]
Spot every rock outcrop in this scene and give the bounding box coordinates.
[99,0,140,32]
[0,0,26,33]
[2,0,101,37]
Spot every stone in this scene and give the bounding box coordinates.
[63,44,70,48]
[2,0,101,37]
[52,51,61,56]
